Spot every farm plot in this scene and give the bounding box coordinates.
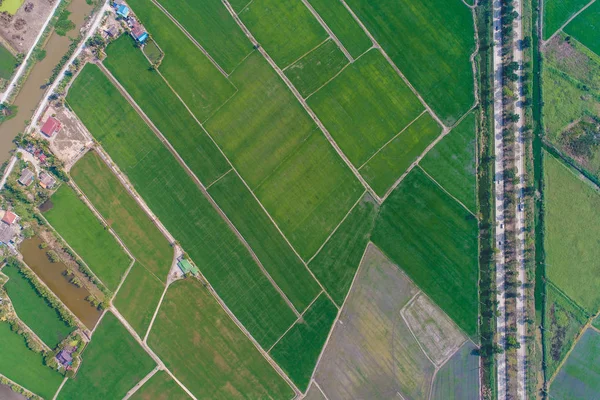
[565,1,600,56]
[543,0,591,40]
[130,371,189,400]
[304,384,327,400]
[0,43,15,80]
[103,35,230,186]
[0,323,63,399]
[113,263,164,337]
[125,0,236,121]
[305,0,371,58]
[152,0,251,73]
[148,279,295,400]
[238,0,328,68]
[67,64,296,348]
[420,111,477,213]
[58,312,156,400]
[308,193,378,306]
[313,244,433,400]
[359,112,442,197]
[43,184,131,291]
[544,283,589,378]
[2,263,73,348]
[345,0,475,125]
[208,171,320,312]
[544,152,600,313]
[284,39,348,98]
[550,328,600,399]
[372,168,479,338]
[270,293,338,392]
[431,341,480,400]
[308,49,424,167]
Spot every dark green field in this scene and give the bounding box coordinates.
[58,312,156,400]
[309,49,424,167]
[543,0,590,39]
[372,168,479,337]
[208,171,320,312]
[270,293,338,391]
[308,194,378,306]
[0,43,15,80]
[420,112,477,213]
[148,279,295,400]
[564,0,600,56]
[67,64,295,348]
[104,35,230,186]
[285,39,348,98]
[44,184,131,291]
[130,371,189,400]
[2,264,73,348]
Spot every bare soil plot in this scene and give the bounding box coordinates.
[45,105,91,168]
[431,341,480,400]
[303,383,326,400]
[0,0,54,54]
[402,293,466,366]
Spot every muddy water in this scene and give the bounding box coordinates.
[0,0,94,162]
[20,236,101,329]
[0,385,27,400]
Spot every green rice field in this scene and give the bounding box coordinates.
[104,35,230,186]
[130,371,189,400]
[308,193,378,306]
[360,112,442,197]
[67,64,296,348]
[308,49,424,167]
[0,43,15,80]
[420,112,477,213]
[44,184,132,291]
[543,0,590,39]
[208,171,320,312]
[372,168,479,337]
[2,263,73,348]
[270,293,338,391]
[0,322,63,399]
[431,342,480,400]
[306,0,372,58]
[345,0,475,125]
[544,152,600,313]
[284,39,348,98]
[58,312,156,400]
[238,0,328,68]
[148,279,295,400]
[564,0,600,56]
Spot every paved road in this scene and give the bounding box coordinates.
[0,156,17,190]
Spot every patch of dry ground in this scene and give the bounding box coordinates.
[0,0,55,54]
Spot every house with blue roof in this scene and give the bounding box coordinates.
[116,4,129,18]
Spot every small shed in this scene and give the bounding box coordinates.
[177,259,199,276]
[41,116,62,138]
[18,169,34,187]
[2,211,18,225]
[39,172,56,189]
[116,4,130,18]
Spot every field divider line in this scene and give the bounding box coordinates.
[399,292,439,368]
[205,168,233,190]
[237,0,254,15]
[543,0,597,44]
[221,0,382,204]
[546,320,594,386]
[336,0,447,130]
[52,376,69,400]
[97,61,302,318]
[143,279,171,343]
[417,165,477,217]
[313,381,331,400]
[282,37,332,72]
[357,109,427,171]
[122,365,161,400]
[149,0,231,77]
[299,0,354,63]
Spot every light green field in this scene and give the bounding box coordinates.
[308,193,378,306]
[71,150,173,279]
[420,112,477,213]
[345,0,475,125]
[0,322,63,399]
[285,39,348,98]
[125,0,236,122]
[0,43,15,80]
[565,1,600,56]
[308,49,424,167]
[152,0,251,73]
[148,279,294,400]
[114,263,164,337]
[44,185,131,291]
[58,312,156,400]
[104,36,230,186]
[130,371,189,400]
[3,264,73,348]
[208,171,320,312]
[360,112,441,197]
[270,294,338,391]
[372,168,479,338]
[543,0,590,39]
[68,64,296,348]
[432,342,480,400]
[306,0,372,58]
[239,0,328,68]
[550,328,600,398]
[544,152,600,313]
[0,0,23,14]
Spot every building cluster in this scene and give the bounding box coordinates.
[56,344,78,370]
[113,1,149,44]
[17,168,56,190]
[0,210,20,247]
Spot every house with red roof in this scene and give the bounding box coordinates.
[41,116,62,138]
[2,211,18,225]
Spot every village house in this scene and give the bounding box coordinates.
[39,172,56,189]
[130,20,148,44]
[116,4,130,19]
[18,169,34,187]
[41,116,62,138]
[0,211,18,245]
[177,258,200,277]
[56,346,76,368]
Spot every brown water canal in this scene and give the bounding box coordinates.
[0,0,93,162]
[20,236,101,329]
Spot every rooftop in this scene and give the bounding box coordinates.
[178,259,200,276]
[2,211,17,225]
[39,172,56,189]
[18,169,34,186]
[41,116,61,138]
